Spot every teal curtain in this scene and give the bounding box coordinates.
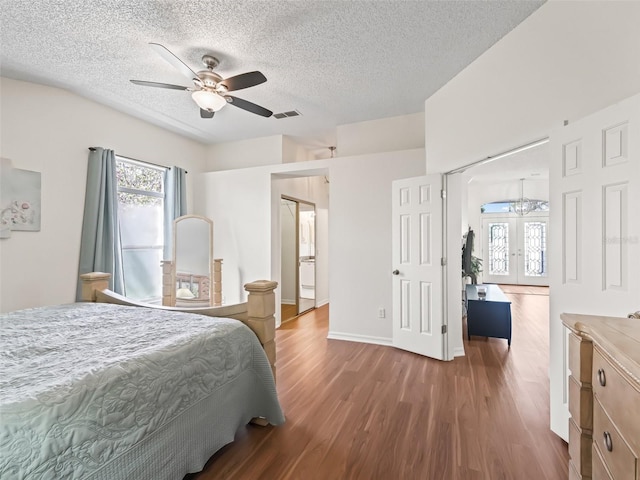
[163,166,187,259]
[76,148,125,299]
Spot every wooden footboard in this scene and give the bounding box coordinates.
[80,272,278,381]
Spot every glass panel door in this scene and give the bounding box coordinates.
[482,215,549,286]
[488,222,510,276]
[517,217,549,285]
[483,218,518,284]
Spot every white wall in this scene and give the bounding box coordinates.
[192,167,272,305]
[206,134,331,170]
[328,149,426,343]
[205,135,283,171]
[282,135,325,163]
[425,1,640,174]
[337,113,424,158]
[0,77,206,313]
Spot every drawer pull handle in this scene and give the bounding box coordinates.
[597,368,606,387]
[603,431,613,452]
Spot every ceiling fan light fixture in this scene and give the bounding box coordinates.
[191,90,227,112]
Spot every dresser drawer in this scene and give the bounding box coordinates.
[593,398,636,480]
[592,443,614,480]
[569,417,592,477]
[592,347,640,454]
[569,332,593,383]
[569,374,593,430]
[569,459,591,480]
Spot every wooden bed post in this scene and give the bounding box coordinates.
[161,260,174,307]
[79,272,111,302]
[212,259,223,306]
[244,280,278,381]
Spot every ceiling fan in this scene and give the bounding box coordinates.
[130,43,273,119]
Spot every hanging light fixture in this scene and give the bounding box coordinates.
[191,90,227,112]
[512,178,533,216]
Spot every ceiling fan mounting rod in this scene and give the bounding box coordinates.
[202,54,219,70]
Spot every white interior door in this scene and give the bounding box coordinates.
[392,175,445,360]
[549,93,640,440]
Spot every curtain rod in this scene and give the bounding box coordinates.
[88,147,188,174]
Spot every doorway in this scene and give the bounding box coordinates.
[482,214,549,286]
[442,140,550,360]
[281,196,316,321]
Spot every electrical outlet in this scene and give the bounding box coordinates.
[378,307,385,318]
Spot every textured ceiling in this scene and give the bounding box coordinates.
[0,1,544,145]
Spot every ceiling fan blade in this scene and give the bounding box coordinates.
[226,95,273,117]
[149,42,199,81]
[200,109,215,119]
[220,71,267,92]
[130,79,189,90]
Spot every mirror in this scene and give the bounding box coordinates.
[281,197,316,321]
[172,215,214,307]
[298,202,315,314]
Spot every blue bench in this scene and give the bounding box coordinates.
[465,284,512,347]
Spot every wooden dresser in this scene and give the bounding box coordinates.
[562,313,640,480]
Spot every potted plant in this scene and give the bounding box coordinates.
[462,228,482,284]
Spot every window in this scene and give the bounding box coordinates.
[481,200,549,214]
[116,158,165,303]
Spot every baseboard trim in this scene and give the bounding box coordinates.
[281,299,296,305]
[316,298,329,308]
[327,331,393,347]
[453,346,466,358]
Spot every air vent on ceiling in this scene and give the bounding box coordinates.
[274,110,302,119]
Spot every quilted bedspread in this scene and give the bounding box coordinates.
[0,303,284,479]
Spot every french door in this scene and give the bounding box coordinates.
[482,214,549,286]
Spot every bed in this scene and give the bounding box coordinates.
[0,273,284,480]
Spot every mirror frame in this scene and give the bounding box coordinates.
[281,195,316,319]
[172,214,214,306]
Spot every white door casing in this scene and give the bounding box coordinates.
[549,93,640,440]
[392,175,445,360]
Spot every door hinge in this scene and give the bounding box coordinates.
[441,189,446,199]
[441,257,447,266]
[441,325,447,334]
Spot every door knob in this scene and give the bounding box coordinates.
[392,270,400,275]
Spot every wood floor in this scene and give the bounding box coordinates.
[281,303,298,323]
[194,287,568,479]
